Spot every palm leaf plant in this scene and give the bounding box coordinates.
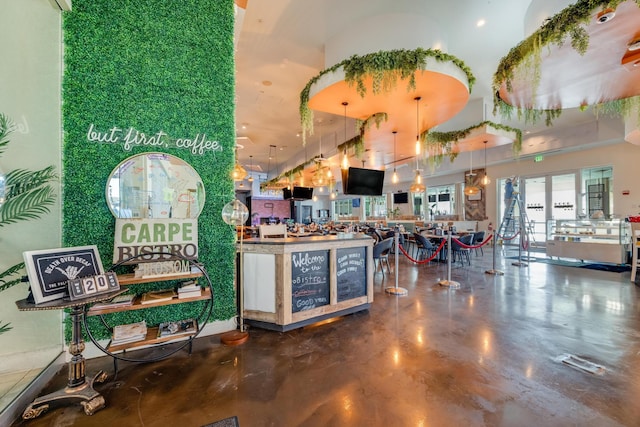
[0,113,58,334]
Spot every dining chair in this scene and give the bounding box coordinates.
[372,237,394,275]
[472,231,485,256]
[451,234,473,266]
[413,232,435,261]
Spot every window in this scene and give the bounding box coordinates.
[365,196,386,218]
[413,193,424,218]
[581,166,612,219]
[333,199,353,218]
[426,185,456,220]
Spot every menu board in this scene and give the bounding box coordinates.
[336,247,367,302]
[291,250,330,313]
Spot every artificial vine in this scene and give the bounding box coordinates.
[300,48,475,145]
[493,0,640,125]
[423,121,523,171]
[263,112,389,189]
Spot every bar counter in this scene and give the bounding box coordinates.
[239,233,374,331]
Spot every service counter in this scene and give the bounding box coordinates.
[239,233,374,331]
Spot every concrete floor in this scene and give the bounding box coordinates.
[10,249,640,427]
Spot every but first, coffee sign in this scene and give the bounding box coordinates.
[113,218,198,264]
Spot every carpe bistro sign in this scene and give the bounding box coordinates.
[113,218,198,264]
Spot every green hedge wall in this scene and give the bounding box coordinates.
[62,0,236,340]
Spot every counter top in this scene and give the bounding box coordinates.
[242,233,373,245]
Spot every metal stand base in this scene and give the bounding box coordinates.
[220,329,249,346]
[385,287,408,296]
[485,269,505,275]
[22,370,107,419]
[438,279,461,289]
[511,261,528,267]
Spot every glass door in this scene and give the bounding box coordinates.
[522,177,547,248]
[551,174,577,220]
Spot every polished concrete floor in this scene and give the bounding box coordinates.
[10,248,640,427]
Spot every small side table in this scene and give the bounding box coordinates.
[15,290,124,419]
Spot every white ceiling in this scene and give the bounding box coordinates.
[233,0,626,185]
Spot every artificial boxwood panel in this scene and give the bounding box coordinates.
[62,0,236,340]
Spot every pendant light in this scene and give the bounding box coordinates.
[232,147,247,181]
[464,150,480,196]
[481,140,490,186]
[409,158,425,193]
[414,96,422,156]
[341,102,349,170]
[392,131,399,184]
[248,155,254,182]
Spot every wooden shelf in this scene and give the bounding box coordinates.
[86,288,211,316]
[116,271,203,286]
[106,325,197,353]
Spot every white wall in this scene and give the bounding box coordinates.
[0,0,64,387]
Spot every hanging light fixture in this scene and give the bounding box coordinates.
[464,150,480,196]
[232,147,247,181]
[415,97,421,155]
[409,158,425,193]
[341,102,349,170]
[392,131,399,184]
[481,140,490,186]
[410,170,425,193]
[248,155,254,183]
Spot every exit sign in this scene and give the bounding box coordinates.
[534,155,544,162]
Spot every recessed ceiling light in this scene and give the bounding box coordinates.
[476,19,486,27]
[596,9,615,24]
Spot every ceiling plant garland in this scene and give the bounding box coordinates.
[423,121,523,169]
[493,0,640,126]
[300,48,476,145]
[263,112,388,189]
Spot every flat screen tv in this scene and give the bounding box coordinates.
[393,192,409,204]
[292,186,313,200]
[344,167,385,196]
[282,187,292,200]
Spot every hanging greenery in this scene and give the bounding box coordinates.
[300,48,475,145]
[424,121,523,170]
[263,112,389,188]
[493,0,640,125]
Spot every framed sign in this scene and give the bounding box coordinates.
[23,245,105,304]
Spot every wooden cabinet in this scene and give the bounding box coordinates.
[241,234,374,331]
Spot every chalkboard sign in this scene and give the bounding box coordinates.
[291,250,330,313]
[336,247,367,302]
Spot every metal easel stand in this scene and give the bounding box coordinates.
[385,233,408,296]
[438,232,460,289]
[485,229,504,275]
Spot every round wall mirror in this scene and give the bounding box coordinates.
[106,152,205,219]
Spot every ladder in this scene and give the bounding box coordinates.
[497,190,536,249]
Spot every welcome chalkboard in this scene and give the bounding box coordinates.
[336,247,367,302]
[291,250,330,313]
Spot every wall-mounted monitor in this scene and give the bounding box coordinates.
[292,186,313,200]
[283,187,292,200]
[393,192,409,204]
[343,167,385,196]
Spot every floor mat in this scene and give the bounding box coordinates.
[579,263,631,273]
[202,416,239,427]
[506,256,630,272]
